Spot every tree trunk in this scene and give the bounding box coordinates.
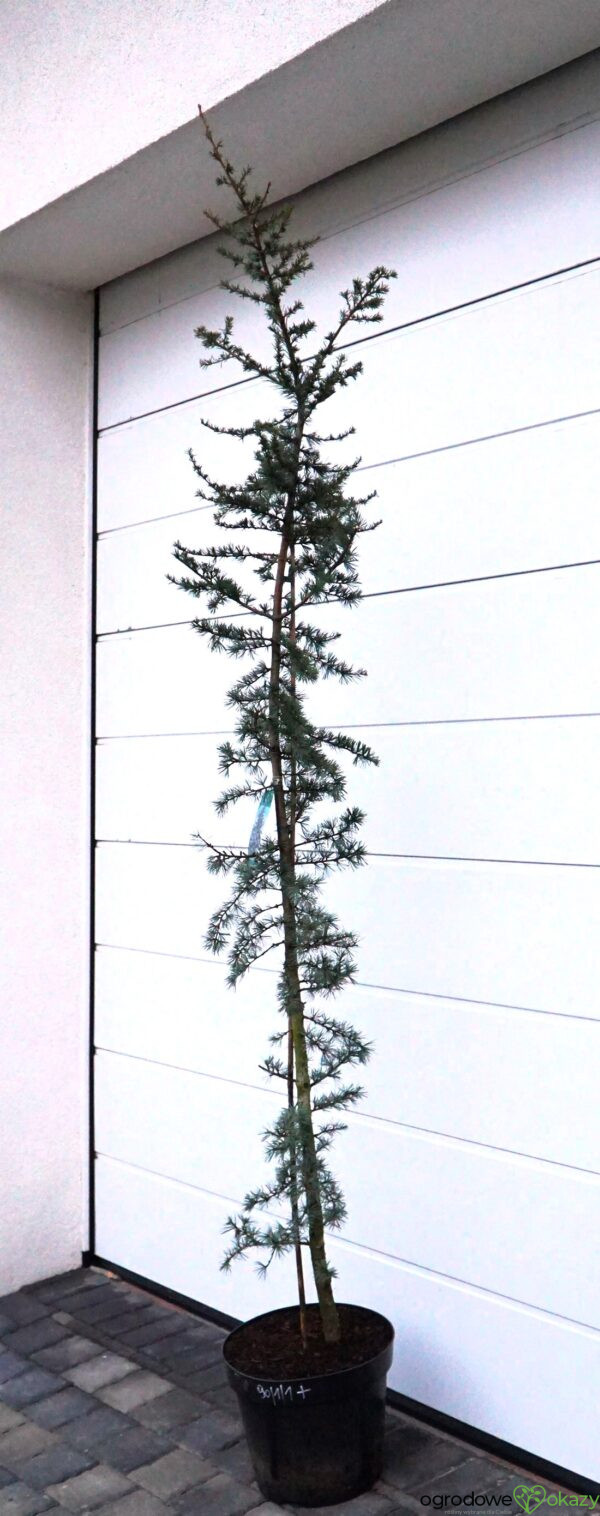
[290,979,341,1344]
[268,476,341,1345]
[287,1021,307,1347]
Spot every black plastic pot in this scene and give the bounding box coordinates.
[223,1303,395,1507]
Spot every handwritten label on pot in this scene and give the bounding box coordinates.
[256,1383,311,1403]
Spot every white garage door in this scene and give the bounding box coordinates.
[94,62,600,1482]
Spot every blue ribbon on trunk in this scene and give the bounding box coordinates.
[248,788,273,854]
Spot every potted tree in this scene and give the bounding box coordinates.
[169,110,396,1507]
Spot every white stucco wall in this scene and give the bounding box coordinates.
[0,279,93,1291]
[0,0,383,231]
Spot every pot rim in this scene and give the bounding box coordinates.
[222,1300,395,1386]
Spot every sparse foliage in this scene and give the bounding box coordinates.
[169,110,395,1344]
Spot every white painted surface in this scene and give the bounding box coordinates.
[96,566,600,734]
[2,6,600,287]
[97,410,600,624]
[0,0,384,231]
[94,77,600,1480]
[95,842,600,1020]
[95,948,600,1171]
[98,54,600,334]
[98,241,600,431]
[0,277,93,1290]
[96,719,600,865]
[96,1048,600,1324]
[95,1155,600,1480]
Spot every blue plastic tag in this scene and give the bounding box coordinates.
[248,788,273,853]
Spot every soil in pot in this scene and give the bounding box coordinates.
[226,1302,391,1376]
[224,1303,395,1507]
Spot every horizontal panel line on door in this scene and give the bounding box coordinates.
[99,112,600,336]
[94,1151,600,1337]
[96,405,600,538]
[99,501,214,538]
[95,555,600,640]
[95,712,600,740]
[97,255,600,435]
[357,404,600,475]
[94,1044,600,1180]
[94,942,600,1023]
[94,838,600,870]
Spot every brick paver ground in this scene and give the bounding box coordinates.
[0,1269,560,1514]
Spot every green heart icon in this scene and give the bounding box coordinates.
[513,1486,547,1513]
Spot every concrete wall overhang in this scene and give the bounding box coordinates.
[2,0,600,291]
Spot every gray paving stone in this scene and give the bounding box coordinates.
[64,1352,136,1393]
[383,1416,433,1450]
[383,1426,472,1494]
[59,1406,133,1454]
[170,1326,225,1352]
[131,1387,207,1430]
[0,1420,56,1468]
[0,1270,533,1516]
[97,1305,169,1336]
[132,1446,215,1499]
[25,1272,97,1304]
[209,1437,255,1484]
[179,1318,224,1344]
[46,1462,133,1509]
[171,1358,227,1388]
[244,1508,289,1516]
[380,1503,419,1516]
[0,1482,57,1513]
[69,1297,147,1329]
[246,1506,289,1515]
[64,1270,110,1289]
[289,1492,394,1516]
[92,1423,176,1474]
[483,1477,536,1513]
[117,1316,190,1350]
[96,1369,171,1412]
[0,1296,49,1328]
[145,1339,225,1380]
[1,1321,69,1356]
[425,1455,514,1498]
[14,1441,94,1491]
[178,1409,242,1459]
[376,1479,421,1506]
[0,1369,64,1409]
[171,1360,228,1395]
[173,1471,261,1514]
[148,1352,225,1388]
[202,1382,242,1418]
[177,1321,227,1345]
[0,1405,25,1435]
[93,1492,169,1516]
[27,1386,98,1429]
[47,1285,128,1317]
[33,1337,104,1373]
[0,1351,29,1384]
